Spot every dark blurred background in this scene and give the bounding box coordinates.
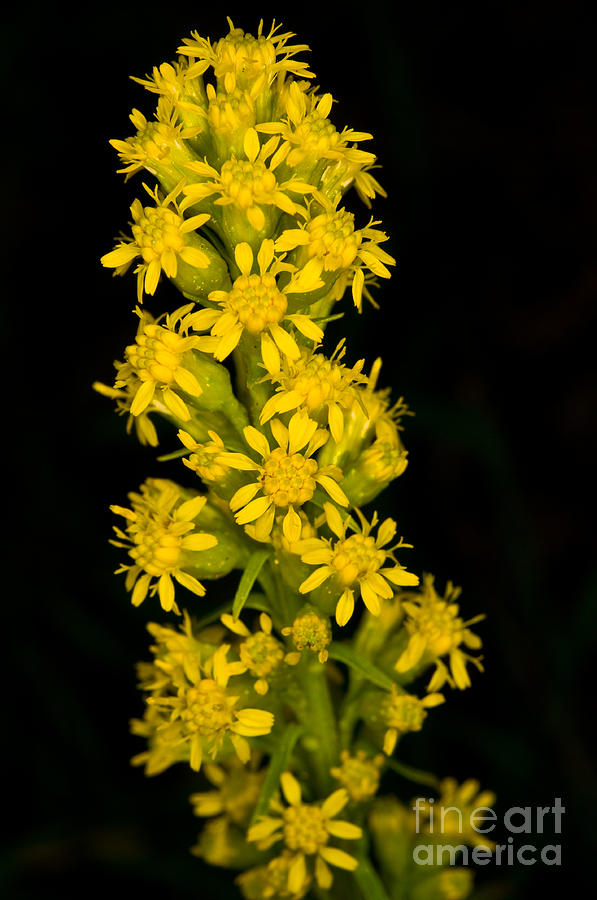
[5,1,595,896]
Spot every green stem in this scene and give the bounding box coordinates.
[297,659,339,796]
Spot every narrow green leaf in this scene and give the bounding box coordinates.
[386,756,441,790]
[329,643,394,690]
[250,722,303,825]
[352,855,392,900]
[233,549,271,618]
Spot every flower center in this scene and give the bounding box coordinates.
[183,680,235,737]
[283,804,328,854]
[136,122,178,163]
[261,447,318,507]
[290,612,331,652]
[226,273,287,333]
[132,205,186,262]
[286,354,348,410]
[293,112,340,156]
[129,515,184,575]
[307,209,360,270]
[220,159,278,209]
[214,33,277,81]
[384,693,427,733]
[332,533,385,586]
[416,602,463,656]
[333,755,381,801]
[240,632,284,676]
[126,324,187,385]
[208,89,254,134]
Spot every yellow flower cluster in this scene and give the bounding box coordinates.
[97,17,490,900]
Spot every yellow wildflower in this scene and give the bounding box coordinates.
[330,750,385,802]
[247,772,362,893]
[237,850,312,900]
[220,412,348,542]
[381,687,445,755]
[112,305,203,423]
[100,183,211,303]
[178,429,231,483]
[275,193,395,311]
[256,82,375,172]
[394,574,484,690]
[109,99,200,180]
[177,19,314,94]
[281,607,331,665]
[181,127,315,232]
[136,642,274,772]
[259,341,366,442]
[130,59,208,122]
[190,756,265,825]
[417,777,496,849]
[188,240,324,370]
[221,613,285,694]
[298,504,419,626]
[110,478,218,612]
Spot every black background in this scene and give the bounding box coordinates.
[5,1,595,896]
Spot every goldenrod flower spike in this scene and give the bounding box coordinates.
[99,18,489,898]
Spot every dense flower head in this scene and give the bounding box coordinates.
[111,305,203,422]
[133,636,274,774]
[188,239,324,370]
[219,411,348,542]
[221,613,285,694]
[247,772,362,893]
[237,849,312,899]
[330,750,384,802]
[109,100,200,180]
[101,183,212,303]
[260,340,367,441]
[110,477,218,612]
[395,574,485,690]
[178,19,314,93]
[181,127,316,235]
[281,607,332,665]
[297,503,419,625]
[276,192,395,310]
[381,686,445,755]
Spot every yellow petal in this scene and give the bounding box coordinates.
[299,566,333,593]
[234,242,254,276]
[320,788,348,818]
[280,771,302,806]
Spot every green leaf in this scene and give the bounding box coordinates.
[250,722,303,825]
[352,855,392,900]
[386,756,441,790]
[329,643,394,691]
[232,549,271,618]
